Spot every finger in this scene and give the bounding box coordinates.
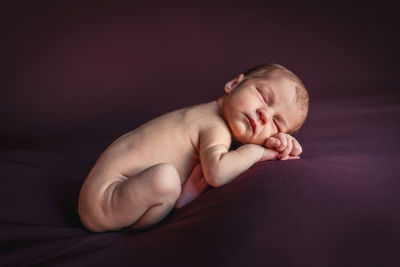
[290,138,303,156]
[279,137,293,159]
[276,134,287,152]
[264,137,281,149]
[260,148,279,161]
[280,155,300,161]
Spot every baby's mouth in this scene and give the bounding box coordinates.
[245,114,257,133]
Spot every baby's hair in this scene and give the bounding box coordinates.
[243,63,309,135]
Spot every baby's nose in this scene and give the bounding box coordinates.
[257,109,267,125]
[257,108,272,126]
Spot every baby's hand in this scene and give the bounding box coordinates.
[264,133,302,160]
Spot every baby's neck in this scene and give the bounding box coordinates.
[216,96,225,119]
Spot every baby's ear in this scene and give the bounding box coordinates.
[224,74,245,94]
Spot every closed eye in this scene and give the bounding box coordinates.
[256,87,268,104]
[273,119,280,132]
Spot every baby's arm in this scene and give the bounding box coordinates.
[199,128,279,187]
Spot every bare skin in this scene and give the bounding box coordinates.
[78,72,304,232]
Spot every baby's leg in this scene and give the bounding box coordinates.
[78,163,181,232]
[174,164,209,209]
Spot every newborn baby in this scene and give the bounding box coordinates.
[78,63,309,232]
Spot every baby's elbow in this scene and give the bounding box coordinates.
[204,170,224,188]
[205,177,219,187]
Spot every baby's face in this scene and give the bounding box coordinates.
[221,72,303,145]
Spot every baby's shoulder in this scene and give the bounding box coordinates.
[185,101,228,128]
[184,102,231,146]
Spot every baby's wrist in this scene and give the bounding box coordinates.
[260,147,279,161]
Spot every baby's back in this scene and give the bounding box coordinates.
[90,101,223,184]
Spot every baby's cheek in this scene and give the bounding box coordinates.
[231,120,251,142]
[232,125,246,141]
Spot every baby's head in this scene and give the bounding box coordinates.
[218,63,309,145]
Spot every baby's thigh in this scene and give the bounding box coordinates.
[79,163,181,231]
[119,163,182,207]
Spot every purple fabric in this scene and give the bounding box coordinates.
[1,1,400,266]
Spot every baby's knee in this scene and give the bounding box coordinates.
[150,163,181,199]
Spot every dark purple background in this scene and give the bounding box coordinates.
[1,1,400,266]
[1,0,399,147]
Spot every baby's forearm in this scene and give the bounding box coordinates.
[202,144,270,187]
